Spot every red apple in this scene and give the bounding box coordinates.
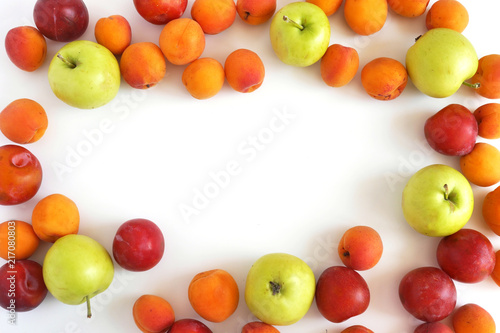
[112,218,165,271]
[0,144,43,206]
[168,318,213,333]
[0,260,48,312]
[414,322,453,333]
[436,228,496,283]
[424,104,478,156]
[399,266,457,322]
[315,265,370,323]
[133,0,188,25]
[33,0,89,42]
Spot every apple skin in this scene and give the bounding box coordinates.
[48,40,121,109]
[402,164,474,237]
[43,234,114,318]
[112,218,165,272]
[133,0,188,25]
[315,266,370,323]
[0,260,48,312]
[399,266,457,322]
[269,2,330,67]
[244,252,316,325]
[0,144,43,206]
[424,104,478,156]
[436,228,496,283]
[33,0,89,42]
[168,318,213,333]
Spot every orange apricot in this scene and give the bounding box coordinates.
[242,321,280,333]
[492,250,500,287]
[361,57,408,100]
[236,0,276,25]
[133,294,175,333]
[5,26,47,72]
[182,58,225,100]
[94,15,132,55]
[387,0,430,17]
[426,0,469,32]
[306,0,343,16]
[0,98,48,144]
[0,220,40,261]
[120,42,167,89]
[468,54,500,100]
[452,303,496,333]
[191,0,236,34]
[474,103,500,139]
[159,18,205,66]
[344,0,387,35]
[320,44,359,88]
[481,185,500,235]
[460,142,500,187]
[224,49,265,93]
[338,225,383,271]
[31,193,80,243]
[188,269,239,323]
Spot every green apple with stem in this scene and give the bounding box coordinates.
[402,164,474,237]
[406,28,479,98]
[269,2,330,67]
[43,234,114,318]
[244,252,316,325]
[48,40,121,109]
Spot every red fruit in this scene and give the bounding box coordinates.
[168,318,213,333]
[133,0,188,25]
[414,322,453,333]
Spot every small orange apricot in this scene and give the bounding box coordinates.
[182,58,225,100]
[344,0,387,35]
[188,269,239,323]
[361,57,408,100]
[387,0,429,17]
[94,15,132,55]
[306,0,343,16]
[481,185,500,235]
[133,294,175,333]
[5,26,47,72]
[426,0,469,32]
[460,142,500,187]
[452,303,496,333]
[236,0,276,25]
[191,0,237,34]
[338,225,383,271]
[120,42,167,89]
[224,49,265,93]
[474,103,500,139]
[0,220,40,261]
[159,18,205,66]
[242,321,280,333]
[320,44,359,88]
[0,98,48,144]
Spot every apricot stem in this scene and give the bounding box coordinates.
[283,15,304,30]
[463,81,480,89]
[269,281,281,295]
[86,295,92,318]
[57,53,76,69]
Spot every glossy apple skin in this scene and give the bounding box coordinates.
[133,0,188,25]
[33,0,89,42]
[0,260,48,312]
[437,228,496,283]
[399,266,457,322]
[112,218,165,271]
[424,104,478,156]
[315,265,370,323]
[168,318,213,333]
[0,145,43,206]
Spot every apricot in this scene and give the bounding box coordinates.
[120,42,167,89]
[242,321,280,333]
[387,0,429,17]
[188,269,239,323]
[341,325,374,333]
[468,54,500,99]
[0,98,48,144]
[159,18,205,66]
[338,225,383,271]
[481,185,500,235]
[344,0,387,35]
[474,103,500,139]
[236,0,276,25]
[452,303,496,333]
[426,0,469,32]
[306,0,343,16]
[320,44,359,88]
[31,193,80,243]
[0,220,40,261]
[361,57,408,100]
[5,26,47,72]
[224,49,265,93]
[182,58,225,100]
[133,294,175,333]
[94,15,132,55]
[492,250,500,286]
[460,142,500,187]
[191,0,236,34]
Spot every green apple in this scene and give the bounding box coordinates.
[48,40,121,109]
[244,252,316,325]
[43,234,114,318]
[402,164,474,237]
[269,2,330,67]
[406,28,478,98]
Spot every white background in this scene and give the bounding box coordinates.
[1,0,500,332]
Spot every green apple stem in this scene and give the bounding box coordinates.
[269,281,281,295]
[462,81,481,89]
[443,184,455,213]
[282,15,304,31]
[86,295,92,319]
[57,53,76,69]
